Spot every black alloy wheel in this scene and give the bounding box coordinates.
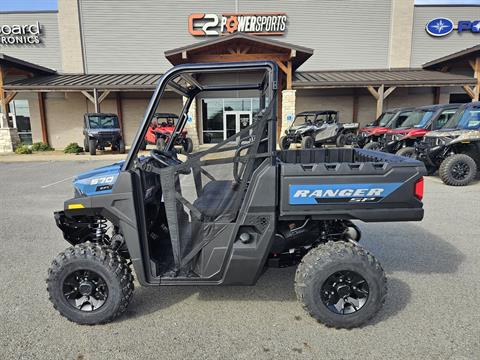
[439,154,477,186]
[63,269,108,312]
[320,270,369,315]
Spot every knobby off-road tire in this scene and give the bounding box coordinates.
[364,141,381,151]
[47,242,134,325]
[335,133,346,148]
[83,137,90,152]
[279,135,290,150]
[118,139,126,154]
[439,154,477,186]
[156,137,166,150]
[295,241,387,329]
[89,138,97,155]
[396,147,416,158]
[183,137,194,154]
[301,136,314,149]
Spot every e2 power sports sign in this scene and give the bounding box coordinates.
[0,22,42,45]
[188,13,287,36]
[289,183,402,205]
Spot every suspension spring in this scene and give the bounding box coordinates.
[94,217,108,242]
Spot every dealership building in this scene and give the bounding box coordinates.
[0,0,480,152]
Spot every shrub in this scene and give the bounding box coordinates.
[15,144,32,155]
[64,142,83,154]
[31,142,54,151]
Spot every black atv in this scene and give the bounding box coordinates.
[280,111,358,149]
[83,113,125,155]
[47,61,426,329]
[416,101,480,185]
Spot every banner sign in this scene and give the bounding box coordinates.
[188,13,287,36]
[0,22,42,45]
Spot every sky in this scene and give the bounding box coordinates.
[0,0,478,12]
[0,0,58,12]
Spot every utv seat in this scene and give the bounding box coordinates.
[193,180,237,220]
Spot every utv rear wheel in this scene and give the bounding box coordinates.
[88,139,97,155]
[118,139,126,154]
[364,141,380,151]
[46,242,134,325]
[279,135,290,150]
[295,241,386,329]
[439,154,477,186]
[183,137,194,153]
[156,137,166,150]
[83,138,89,152]
[301,136,314,149]
[396,147,416,158]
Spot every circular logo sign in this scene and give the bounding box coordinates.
[426,18,454,37]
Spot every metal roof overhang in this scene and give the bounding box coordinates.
[0,53,56,75]
[4,73,163,92]
[423,44,480,70]
[293,68,476,89]
[5,69,476,92]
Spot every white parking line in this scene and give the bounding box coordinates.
[41,176,74,189]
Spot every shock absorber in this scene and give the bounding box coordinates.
[94,217,108,242]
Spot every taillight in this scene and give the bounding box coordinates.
[414,177,424,200]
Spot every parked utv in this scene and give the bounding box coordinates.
[358,107,413,149]
[380,104,459,158]
[279,110,358,149]
[144,113,194,153]
[47,62,425,329]
[83,113,125,155]
[416,101,480,185]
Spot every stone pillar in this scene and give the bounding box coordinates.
[388,0,415,68]
[0,127,21,153]
[281,90,296,136]
[183,97,200,150]
[58,0,85,73]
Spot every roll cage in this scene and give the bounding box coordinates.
[124,61,278,171]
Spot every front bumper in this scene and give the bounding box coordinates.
[415,143,445,167]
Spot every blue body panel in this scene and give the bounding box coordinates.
[74,161,123,196]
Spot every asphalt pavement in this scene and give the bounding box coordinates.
[0,160,479,360]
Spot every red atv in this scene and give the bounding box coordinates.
[358,107,413,149]
[144,113,194,153]
[379,104,460,158]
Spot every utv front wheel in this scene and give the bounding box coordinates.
[47,243,134,325]
[183,137,194,153]
[83,138,90,152]
[118,139,126,154]
[295,241,386,329]
[301,136,314,149]
[156,137,166,150]
[279,135,290,150]
[88,139,97,155]
[439,154,477,186]
[396,147,416,158]
[364,141,381,151]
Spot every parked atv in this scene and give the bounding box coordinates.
[145,113,194,153]
[47,62,425,329]
[358,107,413,150]
[83,113,125,155]
[380,104,460,158]
[416,101,480,185]
[279,111,358,149]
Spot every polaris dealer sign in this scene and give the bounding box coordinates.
[0,22,42,45]
[426,18,480,37]
[289,183,402,205]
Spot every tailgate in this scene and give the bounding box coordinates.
[279,149,426,222]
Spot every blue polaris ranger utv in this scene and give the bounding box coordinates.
[47,62,426,328]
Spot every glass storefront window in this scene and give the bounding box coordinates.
[11,100,33,145]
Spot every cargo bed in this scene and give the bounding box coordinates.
[278,148,426,222]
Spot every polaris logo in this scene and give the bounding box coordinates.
[289,183,402,205]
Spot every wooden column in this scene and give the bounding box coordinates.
[0,65,6,128]
[38,92,48,144]
[352,90,359,123]
[474,57,480,102]
[433,87,441,104]
[367,85,396,118]
[116,92,124,139]
[286,61,292,90]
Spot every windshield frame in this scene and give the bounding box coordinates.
[86,114,120,129]
[446,105,480,130]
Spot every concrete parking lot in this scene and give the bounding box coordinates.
[0,160,479,360]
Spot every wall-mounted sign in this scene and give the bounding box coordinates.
[0,22,42,45]
[426,18,480,37]
[188,13,287,36]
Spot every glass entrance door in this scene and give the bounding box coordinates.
[223,111,252,140]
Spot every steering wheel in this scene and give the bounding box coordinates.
[150,148,182,167]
